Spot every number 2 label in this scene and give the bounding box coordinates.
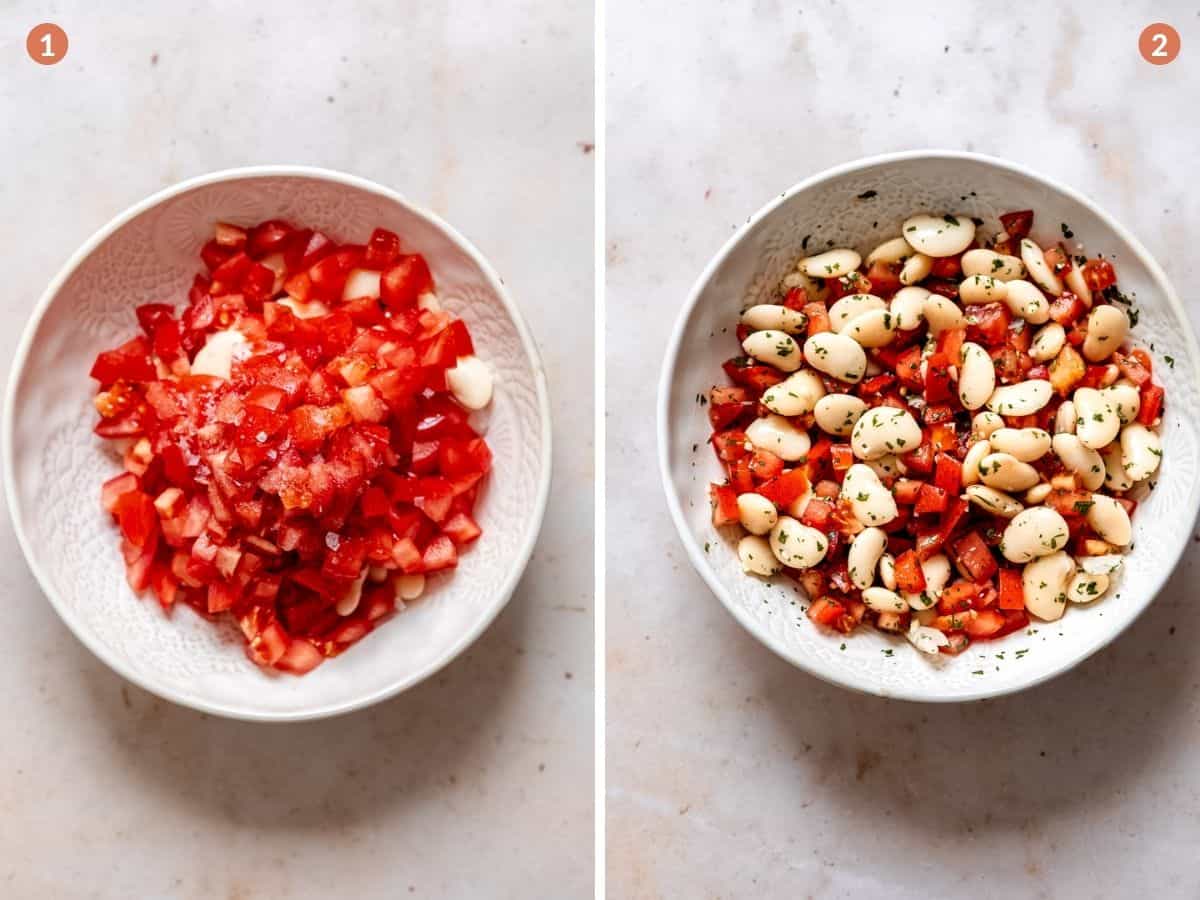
[1139,23,1180,65]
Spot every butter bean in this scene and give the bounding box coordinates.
[769,517,829,569]
[1082,305,1129,362]
[739,535,781,576]
[1101,443,1134,492]
[829,294,886,331]
[962,439,992,485]
[866,236,915,265]
[1067,570,1110,604]
[762,370,826,416]
[843,308,897,348]
[986,379,1053,416]
[1054,400,1076,435]
[899,253,933,286]
[743,329,803,372]
[813,393,867,436]
[737,493,778,535]
[1087,494,1132,546]
[804,332,867,383]
[922,294,967,335]
[1020,238,1063,296]
[959,274,1008,304]
[850,406,922,460]
[965,484,1023,518]
[1120,423,1162,481]
[1101,382,1140,424]
[740,304,809,334]
[799,248,861,279]
[1001,506,1071,563]
[989,427,1051,462]
[1004,280,1051,324]
[958,342,996,410]
[848,527,888,590]
[889,286,928,330]
[902,213,976,257]
[961,249,1026,281]
[841,464,898,526]
[1051,433,1105,490]
[862,586,908,613]
[1073,387,1120,450]
[1022,551,1075,621]
[746,414,812,461]
[971,411,1004,442]
[978,452,1040,492]
[1029,322,1065,361]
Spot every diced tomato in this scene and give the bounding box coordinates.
[1138,383,1164,426]
[901,442,934,475]
[965,609,1005,638]
[748,449,785,482]
[1081,258,1117,292]
[1048,292,1086,326]
[965,302,1011,347]
[757,468,809,508]
[953,531,998,583]
[806,597,845,628]
[711,429,749,462]
[928,424,958,454]
[865,261,901,296]
[998,567,1025,611]
[379,255,434,309]
[728,457,755,494]
[999,210,1034,240]
[722,358,784,393]
[422,535,458,571]
[247,219,294,258]
[933,453,962,496]
[101,472,140,513]
[802,302,831,336]
[90,336,156,385]
[363,228,402,269]
[914,484,948,515]
[892,479,923,505]
[275,638,324,674]
[938,580,980,615]
[893,549,926,593]
[442,512,481,545]
[114,491,158,549]
[895,346,923,390]
[830,444,854,472]
[929,255,962,280]
[800,497,833,530]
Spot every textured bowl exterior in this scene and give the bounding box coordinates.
[4,167,551,721]
[660,151,1200,702]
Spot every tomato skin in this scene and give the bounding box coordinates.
[952,531,998,583]
[998,567,1025,610]
[999,209,1034,240]
[379,255,434,309]
[758,468,809,508]
[865,261,901,296]
[1081,258,1117,292]
[893,549,926,593]
[929,255,962,280]
[1138,383,1164,425]
[965,302,1011,347]
[915,484,948,515]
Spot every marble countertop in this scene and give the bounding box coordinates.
[607,2,1200,897]
[0,2,593,897]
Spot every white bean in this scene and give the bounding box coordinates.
[961,249,1026,281]
[987,379,1053,416]
[899,253,934,286]
[959,274,1008,305]
[989,427,1051,462]
[769,517,829,569]
[1020,238,1063,296]
[395,573,426,602]
[965,484,1023,518]
[746,414,812,461]
[850,407,922,460]
[191,329,249,380]
[958,342,996,410]
[743,330,803,372]
[1120,423,1162,481]
[1004,280,1051,324]
[866,236,915,265]
[1064,265,1093,308]
[907,621,950,654]
[862,586,908,613]
[738,535,781,577]
[1100,444,1134,492]
[841,464,898,526]
[848,527,888,590]
[879,553,897,590]
[741,304,809,334]
[1087,494,1132,546]
[866,454,902,480]
[978,452,1040,492]
[1082,305,1129,362]
[446,355,494,410]
[762,370,826,416]
[814,393,867,436]
[1055,400,1076,435]
[1101,382,1140,424]
[1001,506,1070,563]
[971,411,1004,442]
[804,332,867,383]
[843,308,897,348]
[1067,570,1110,604]
[1025,482,1053,504]
[1029,322,1065,361]
[737,493,779,535]
[1072,387,1120,450]
[800,248,862,279]
[962,440,991,485]
[336,571,369,616]
[829,294,886,331]
[922,295,967,335]
[902,213,976,257]
[890,287,928,330]
[1051,433,1105,490]
[1022,551,1075,621]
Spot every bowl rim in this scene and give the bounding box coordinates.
[657,148,1200,703]
[2,164,553,722]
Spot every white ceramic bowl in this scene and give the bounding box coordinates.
[3,166,551,721]
[660,150,1200,702]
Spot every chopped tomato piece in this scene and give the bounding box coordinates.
[998,210,1034,240]
[914,484,948,515]
[758,468,809,508]
[953,531,998,583]
[1081,258,1117,292]
[893,549,926,593]
[710,484,740,527]
[1138,383,1164,425]
[997,568,1025,611]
